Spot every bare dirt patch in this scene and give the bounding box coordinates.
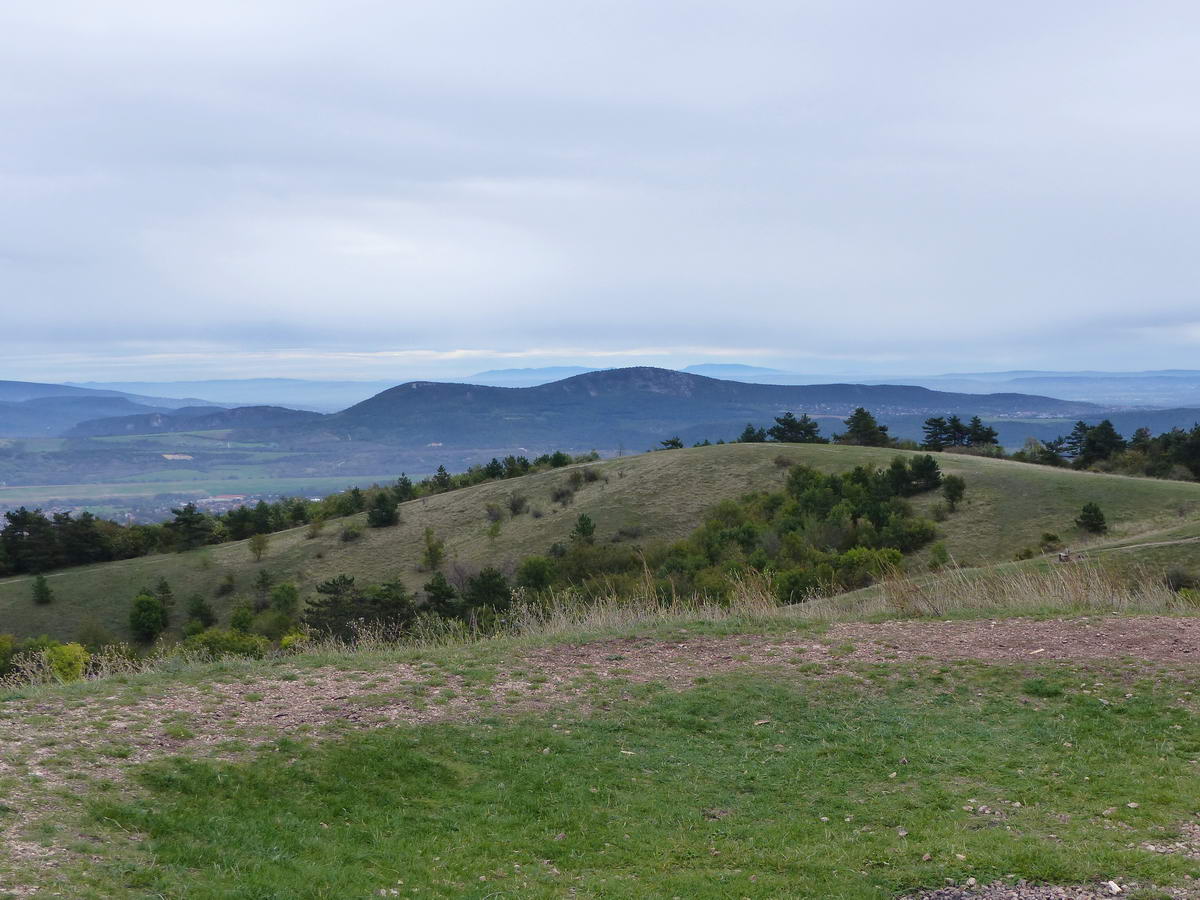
[829,616,1200,664]
[3,615,1200,890]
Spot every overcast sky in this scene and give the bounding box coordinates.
[3,1,1199,382]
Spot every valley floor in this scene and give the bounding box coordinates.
[3,614,1200,898]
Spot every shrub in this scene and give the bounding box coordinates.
[46,643,89,682]
[516,556,557,591]
[0,633,16,675]
[928,542,950,571]
[507,494,528,516]
[462,568,512,614]
[215,573,236,596]
[230,602,255,634]
[280,631,311,652]
[613,524,645,542]
[1076,502,1108,533]
[1040,532,1063,551]
[930,502,949,522]
[484,503,504,523]
[774,455,795,468]
[185,593,217,628]
[1165,569,1200,592]
[581,467,601,483]
[184,628,269,659]
[75,620,119,651]
[31,574,53,606]
[251,610,294,642]
[270,583,300,616]
[551,485,575,506]
[129,593,168,643]
[340,524,363,542]
[305,519,326,539]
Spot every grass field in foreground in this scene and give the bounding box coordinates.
[3,442,1200,642]
[21,662,1200,898]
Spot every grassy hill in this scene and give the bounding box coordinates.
[4,442,1200,642]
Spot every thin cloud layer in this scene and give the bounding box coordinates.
[3,1,1199,380]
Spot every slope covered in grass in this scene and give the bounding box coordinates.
[3,443,1200,642]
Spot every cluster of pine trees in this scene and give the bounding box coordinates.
[1014,421,1200,479]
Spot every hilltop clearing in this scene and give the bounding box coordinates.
[3,607,1200,897]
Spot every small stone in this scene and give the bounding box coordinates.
[1126,802,1140,808]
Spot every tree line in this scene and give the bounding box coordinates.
[0,450,598,577]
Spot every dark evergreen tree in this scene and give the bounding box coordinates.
[462,568,512,614]
[945,415,970,447]
[1062,421,1092,460]
[31,574,53,606]
[738,423,767,443]
[185,593,217,628]
[422,571,460,617]
[570,513,596,544]
[659,436,683,450]
[767,411,826,443]
[366,492,399,528]
[1076,502,1108,533]
[966,416,999,446]
[167,503,213,551]
[303,574,361,639]
[392,473,416,502]
[1078,420,1126,467]
[430,466,453,492]
[921,417,949,451]
[834,408,892,447]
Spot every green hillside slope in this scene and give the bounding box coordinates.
[3,443,1200,641]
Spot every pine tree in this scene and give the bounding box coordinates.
[423,571,460,618]
[168,503,213,550]
[767,412,826,443]
[1076,502,1108,533]
[31,574,53,606]
[366,492,399,528]
[834,408,892,447]
[966,416,999,446]
[462,568,512,614]
[921,417,949,451]
[738,423,767,443]
[570,513,596,544]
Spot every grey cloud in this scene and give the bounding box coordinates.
[3,1,1200,380]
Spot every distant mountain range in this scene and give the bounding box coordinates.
[62,367,1102,449]
[0,381,224,438]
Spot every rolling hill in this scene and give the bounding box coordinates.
[4,442,1199,643]
[0,380,224,437]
